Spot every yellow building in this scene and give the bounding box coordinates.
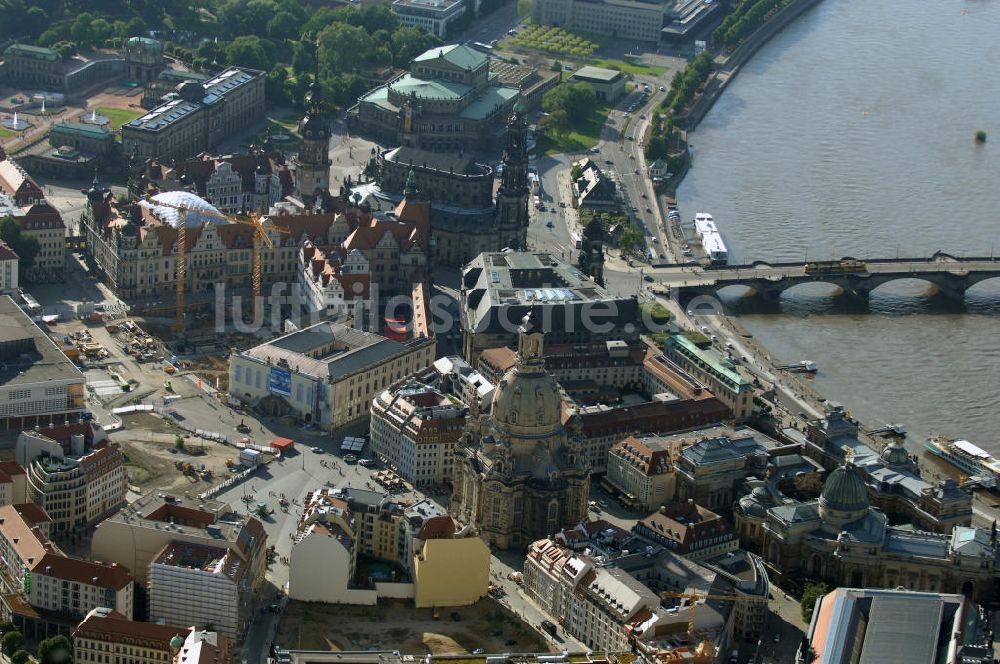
[413,535,490,608]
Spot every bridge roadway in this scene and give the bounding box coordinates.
[646,254,1000,303]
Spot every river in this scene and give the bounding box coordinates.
[676,0,1000,455]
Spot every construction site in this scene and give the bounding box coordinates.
[275,599,550,655]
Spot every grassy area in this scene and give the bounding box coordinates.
[95,107,143,129]
[502,24,601,57]
[535,102,611,155]
[591,58,665,77]
[0,128,13,138]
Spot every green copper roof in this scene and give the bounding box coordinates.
[459,86,519,120]
[51,122,112,139]
[4,44,60,61]
[413,44,487,72]
[819,465,869,512]
[666,333,751,389]
[390,74,470,101]
[572,66,624,83]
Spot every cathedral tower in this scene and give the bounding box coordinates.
[293,75,332,200]
[495,101,530,251]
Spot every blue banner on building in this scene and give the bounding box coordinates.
[268,367,292,397]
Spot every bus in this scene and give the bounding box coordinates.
[570,232,583,249]
[804,259,867,275]
[470,42,494,54]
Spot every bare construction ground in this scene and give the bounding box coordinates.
[275,598,550,654]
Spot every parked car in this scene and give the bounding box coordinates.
[311,446,323,453]
[359,458,375,467]
[344,454,358,463]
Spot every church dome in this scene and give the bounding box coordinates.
[489,326,564,439]
[881,441,909,467]
[820,464,868,513]
[140,191,228,228]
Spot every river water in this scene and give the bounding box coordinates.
[676,0,1000,454]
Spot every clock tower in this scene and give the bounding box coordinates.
[495,101,530,250]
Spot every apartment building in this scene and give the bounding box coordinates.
[73,607,188,664]
[90,493,268,588]
[370,382,467,486]
[122,68,265,164]
[174,626,234,664]
[0,504,134,638]
[633,502,737,561]
[0,296,85,428]
[229,321,436,429]
[605,435,679,511]
[148,542,251,641]
[533,0,667,42]
[25,437,126,533]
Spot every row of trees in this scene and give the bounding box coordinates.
[712,0,789,48]
[661,52,715,116]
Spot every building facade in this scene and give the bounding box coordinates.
[451,322,590,550]
[25,442,127,534]
[0,243,18,291]
[351,44,519,153]
[662,334,754,421]
[606,435,678,511]
[148,542,251,642]
[0,504,134,637]
[532,0,668,42]
[633,502,737,561]
[1,44,63,88]
[370,382,467,486]
[121,68,265,164]
[229,321,436,429]
[124,37,164,83]
[391,0,467,38]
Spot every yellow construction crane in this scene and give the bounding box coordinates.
[139,198,288,332]
[660,590,770,637]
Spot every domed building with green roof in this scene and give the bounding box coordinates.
[350,44,520,153]
[755,462,1000,602]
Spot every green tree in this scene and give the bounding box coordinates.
[69,13,94,45]
[125,17,149,38]
[617,224,645,252]
[317,22,373,75]
[390,26,439,67]
[291,41,315,78]
[24,6,49,37]
[90,18,112,44]
[537,109,568,134]
[225,36,274,72]
[266,11,300,40]
[800,582,828,624]
[37,635,72,664]
[542,82,596,124]
[11,650,30,664]
[0,217,40,270]
[2,631,24,657]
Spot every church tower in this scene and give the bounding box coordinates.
[495,101,530,251]
[293,73,331,200]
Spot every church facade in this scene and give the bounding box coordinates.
[451,320,590,550]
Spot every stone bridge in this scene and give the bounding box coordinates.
[648,253,1000,305]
